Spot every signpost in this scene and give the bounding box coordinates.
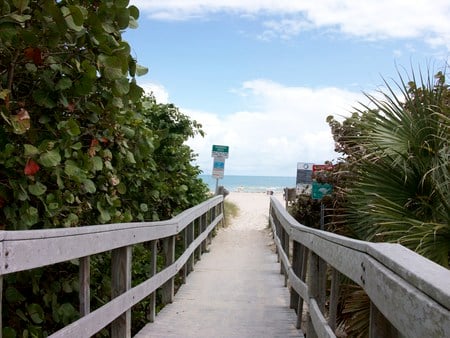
[211,145,229,194]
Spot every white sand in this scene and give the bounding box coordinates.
[225,191,285,230]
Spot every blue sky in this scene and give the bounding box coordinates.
[126,1,449,176]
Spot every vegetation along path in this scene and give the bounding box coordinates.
[135,192,303,338]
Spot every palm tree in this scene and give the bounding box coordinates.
[327,68,449,336]
[345,69,449,267]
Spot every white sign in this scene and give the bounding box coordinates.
[212,156,225,178]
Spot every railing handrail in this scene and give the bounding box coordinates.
[0,195,223,275]
[0,195,224,337]
[269,196,450,338]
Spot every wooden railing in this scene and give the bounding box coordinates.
[0,195,224,337]
[269,196,450,338]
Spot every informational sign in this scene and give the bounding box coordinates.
[212,156,225,179]
[311,163,334,199]
[211,145,229,159]
[296,162,314,185]
[312,182,333,199]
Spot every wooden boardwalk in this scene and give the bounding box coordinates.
[135,208,304,337]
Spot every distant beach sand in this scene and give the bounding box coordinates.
[224,191,285,230]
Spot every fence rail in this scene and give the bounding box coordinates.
[0,195,224,337]
[269,196,450,338]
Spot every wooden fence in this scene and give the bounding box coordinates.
[0,195,224,337]
[269,196,450,338]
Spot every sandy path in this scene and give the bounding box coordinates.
[135,192,303,337]
[225,192,284,231]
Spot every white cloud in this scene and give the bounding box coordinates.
[185,79,365,176]
[139,82,170,103]
[131,0,450,48]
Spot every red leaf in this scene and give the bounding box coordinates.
[23,47,43,65]
[88,139,99,157]
[24,159,40,176]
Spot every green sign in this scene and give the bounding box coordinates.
[211,145,229,158]
[312,182,333,199]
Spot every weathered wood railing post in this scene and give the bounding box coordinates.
[328,268,340,333]
[201,212,207,253]
[290,240,301,310]
[111,246,132,338]
[148,240,157,323]
[187,221,195,273]
[79,256,90,316]
[369,301,399,338]
[1,275,3,334]
[161,236,175,305]
[281,225,289,287]
[195,218,202,261]
[306,250,319,338]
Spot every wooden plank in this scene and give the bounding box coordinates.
[186,222,195,273]
[306,251,319,338]
[369,301,399,338]
[1,225,176,275]
[111,246,132,338]
[161,236,175,305]
[1,274,3,334]
[290,241,302,309]
[309,299,336,338]
[79,256,90,316]
[328,268,340,333]
[1,196,224,275]
[147,240,157,323]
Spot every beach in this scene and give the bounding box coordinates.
[224,191,285,230]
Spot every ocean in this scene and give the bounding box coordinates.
[199,174,296,193]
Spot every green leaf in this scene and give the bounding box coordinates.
[2,327,17,338]
[116,182,127,194]
[97,202,111,223]
[140,203,148,212]
[64,191,75,203]
[39,149,61,167]
[5,287,26,303]
[71,142,82,150]
[66,119,81,136]
[8,13,31,23]
[126,150,136,164]
[136,64,148,76]
[12,0,29,12]
[90,156,103,171]
[56,77,72,90]
[115,0,130,8]
[64,160,79,176]
[113,78,130,95]
[63,213,78,227]
[27,303,44,324]
[28,182,47,196]
[82,179,96,193]
[61,6,83,32]
[24,144,39,156]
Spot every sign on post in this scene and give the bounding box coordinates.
[212,156,225,179]
[211,145,229,193]
[311,164,333,200]
[211,145,229,158]
[296,162,314,185]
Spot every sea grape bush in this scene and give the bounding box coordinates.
[0,0,208,336]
